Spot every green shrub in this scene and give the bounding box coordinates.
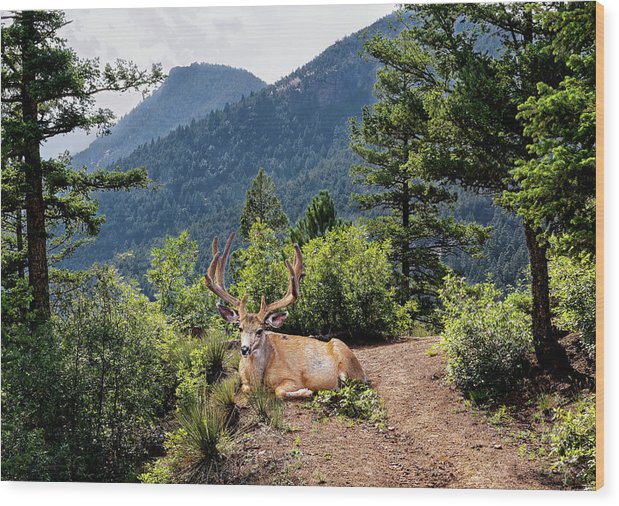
[310,379,385,424]
[147,230,218,330]
[549,254,596,358]
[52,267,175,481]
[438,275,533,397]
[201,328,230,383]
[547,395,596,489]
[2,267,175,482]
[177,398,232,462]
[0,418,55,482]
[289,225,401,340]
[173,327,234,409]
[139,374,240,484]
[247,384,285,429]
[210,375,241,430]
[140,392,234,484]
[231,223,402,340]
[230,221,290,312]
[1,280,68,481]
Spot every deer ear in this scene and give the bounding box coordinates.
[265,311,288,328]
[217,305,239,324]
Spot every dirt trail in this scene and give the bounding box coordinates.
[239,337,557,489]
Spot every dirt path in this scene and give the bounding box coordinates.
[238,337,558,489]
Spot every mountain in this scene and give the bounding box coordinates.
[71,63,267,169]
[67,14,527,292]
[68,16,395,267]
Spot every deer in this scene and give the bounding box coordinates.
[204,232,366,399]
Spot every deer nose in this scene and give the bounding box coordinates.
[240,345,250,356]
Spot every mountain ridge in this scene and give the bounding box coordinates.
[71,62,267,169]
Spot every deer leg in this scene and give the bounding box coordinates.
[274,381,313,399]
[284,388,314,399]
[239,358,256,394]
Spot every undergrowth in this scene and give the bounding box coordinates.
[310,378,385,425]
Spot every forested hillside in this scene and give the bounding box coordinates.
[71,63,266,169]
[67,14,526,289]
[67,17,391,273]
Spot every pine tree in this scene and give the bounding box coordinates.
[506,2,596,257]
[290,190,343,246]
[238,167,289,241]
[379,3,592,366]
[350,41,488,309]
[1,10,164,319]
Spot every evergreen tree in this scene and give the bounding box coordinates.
[290,190,343,246]
[239,167,289,241]
[505,2,596,257]
[350,42,488,308]
[374,3,584,367]
[1,10,163,320]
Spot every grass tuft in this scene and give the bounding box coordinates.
[248,384,285,429]
[210,375,241,430]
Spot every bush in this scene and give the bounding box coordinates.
[438,274,533,397]
[147,230,218,330]
[210,375,241,430]
[1,417,55,482]
[2,267,175,482]
[289,225,401,340]
[547,395,596,489]
[140,391,235,484]
[53,267,175,481]
[310,379,385,424]
[549,254,596,358]
[232,223,402,340]
[1,280,67,481]
[139,371,240,485]
[173,327,234,409]
[230,221,290,312]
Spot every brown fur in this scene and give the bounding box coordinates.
[239,331,366,399]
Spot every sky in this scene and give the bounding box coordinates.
[23,4,397,158]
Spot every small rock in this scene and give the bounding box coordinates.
[492,444,503,450]
[388,426,395,431]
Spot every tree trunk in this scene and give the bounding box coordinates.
[24,149,50,318]
[16,206,25,279]
[400,182,411,301]
[22,13,51,319]
[523,222,556,368]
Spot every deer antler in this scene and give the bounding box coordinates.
[258,244,304,318]
[204,232,245,311]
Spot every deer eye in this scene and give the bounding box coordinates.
[256,329,264,337]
